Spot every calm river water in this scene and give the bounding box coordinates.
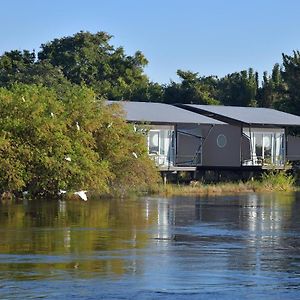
[0,192,300,299]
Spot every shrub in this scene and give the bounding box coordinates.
[260,170,295,191]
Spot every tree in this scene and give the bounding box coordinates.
[279,51,300,114]
[258,64,286,109]
[164,70,219,105]
[0,50,35,87]
[0,84,159,197]
[0,31,161,102]
[38,31,150,100]
[217,68,258,107]
[0,50,71,88]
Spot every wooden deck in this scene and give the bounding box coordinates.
[159,165,197,172]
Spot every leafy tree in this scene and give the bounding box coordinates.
[279,51,300,114]
[0,50,35,87]
[130,82,165,102]
[258,64,286,108]
[164,70,219,105]
[217,68,258,107]
[0,50,70,88]
[0,31,160,102]
[94,102,159,195]
[0,84,159,197]
[38,31,150,100]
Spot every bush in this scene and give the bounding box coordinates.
[260,170,295,191]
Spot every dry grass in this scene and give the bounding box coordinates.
[158,172,296,197]
[159,182,254,197]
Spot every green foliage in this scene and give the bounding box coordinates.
[217,68,258,107]
[0,31,153,102]
[38,31,150,100]
[257,64,287,109]
[93,103,159,196]
[0,84,159,197]
[260,170,295,191]
[1,30,300,113]
[277,51,300,114]
[164,70,219,105]
[0,50,71,89]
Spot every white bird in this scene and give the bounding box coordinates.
[133,125,137,132]
[50,112,54,118]
[132,152,138,159]
[74,190,88,201]
[107,122,113,128]
[65,156,71,162]
[22,191,29,196]
[21,96,26,102]
[58,190,67,195]
[76,121,80,131]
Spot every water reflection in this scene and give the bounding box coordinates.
[0,193,300,299]
[0,198,158,280]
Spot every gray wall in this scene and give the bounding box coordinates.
[287,135,300,161]
[201,125,241,167]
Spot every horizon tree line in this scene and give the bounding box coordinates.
[0,30,299,115]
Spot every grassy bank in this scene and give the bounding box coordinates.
[157,171,297,197]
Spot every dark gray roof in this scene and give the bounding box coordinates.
[107,101,224,124]
[182,104,300,126]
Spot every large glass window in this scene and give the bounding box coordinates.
[243,128,285,166]
[149,131,159,154]
[255,133,263,158]
[148,128,175,166]
[263,133,272,163]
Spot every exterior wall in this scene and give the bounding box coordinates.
[201,125,241,167]
[287,135,300,161]
[176,124,203,166]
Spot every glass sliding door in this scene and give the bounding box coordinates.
[149,130,159,154]
[242,128,285,166]
[255,133,263,164]
[263,133,272,164]
[148,127,175,167]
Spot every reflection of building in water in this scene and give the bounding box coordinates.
[235,193,295,273]
[243,193,292,234]
[63,228,71,250]
[150,197,201,240]
[156,198,175,240]
[143,197,176,240]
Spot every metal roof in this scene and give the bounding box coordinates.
[107,101,225,124]
[181,104,300,126]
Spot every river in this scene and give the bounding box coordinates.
[0,192,300,299]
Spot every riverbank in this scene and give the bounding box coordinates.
[157,171,297,197]
[1,170,297,201]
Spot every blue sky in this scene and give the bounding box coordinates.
[1,0,300,83]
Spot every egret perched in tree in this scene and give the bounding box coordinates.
[65,156,71,162]
[76,121,80,131]
[132,152,138,159]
